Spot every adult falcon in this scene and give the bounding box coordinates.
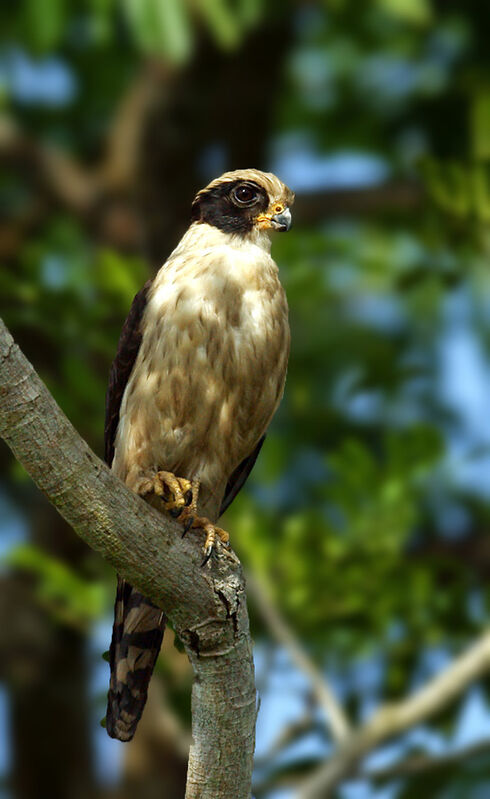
[105,168,294,741]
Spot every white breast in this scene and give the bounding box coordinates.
[112,223,290,509]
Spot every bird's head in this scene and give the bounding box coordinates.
[191,169,294,237]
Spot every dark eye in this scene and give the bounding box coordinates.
[232,184,259,206]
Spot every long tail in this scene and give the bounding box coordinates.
[106,576,166,741]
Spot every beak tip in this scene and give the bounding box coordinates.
[271,207,292,232]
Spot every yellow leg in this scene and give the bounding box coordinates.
[178,480,232,565]
[136,470,192,513]
[201,522,230,565]
[137,474,232,565]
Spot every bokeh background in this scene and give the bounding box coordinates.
[2,1,490,797]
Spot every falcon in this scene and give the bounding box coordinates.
[104,168,294,741]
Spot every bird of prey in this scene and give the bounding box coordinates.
[104,168,294,741]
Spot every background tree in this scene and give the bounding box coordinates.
[2,0,490,797]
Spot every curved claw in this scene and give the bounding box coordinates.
[181,515,195,537]
[201,546,214,567]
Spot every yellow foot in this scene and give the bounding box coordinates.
[135,471,192,514]
[178,506,231,566]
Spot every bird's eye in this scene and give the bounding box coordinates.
[232,184,259,206]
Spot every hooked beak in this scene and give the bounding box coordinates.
[256,206,293,232]
[270,207,292,232]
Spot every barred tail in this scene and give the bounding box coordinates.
[106,576,166,741]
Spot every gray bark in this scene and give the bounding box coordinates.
[0,316,256,799]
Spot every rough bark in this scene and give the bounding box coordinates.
[0,317,256,799]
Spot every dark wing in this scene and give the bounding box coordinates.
[218,435,266,517]
[105,280,166,742]
[105,280,152,466]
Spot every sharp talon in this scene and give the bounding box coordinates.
[182,516,195,537]
[169,507,182,518]
[201,547,213,567]
[184,490,193,506]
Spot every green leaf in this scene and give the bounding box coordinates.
[472,89,490,161]
[123,0,193,63]
[21,0,66,52]
[235,0,262,30]
[4,544,105,629]
[376,0,431,26]
[193,0,241,49]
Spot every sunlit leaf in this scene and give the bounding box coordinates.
[376,0,431,26]
[123,0,193,63]
[193,0,241,49]
[4,544,106,629]
[472,89,490,161]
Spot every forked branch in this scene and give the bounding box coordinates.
[0,317,255,799]
[298,630,490,797]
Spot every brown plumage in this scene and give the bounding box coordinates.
[105,169,293,740]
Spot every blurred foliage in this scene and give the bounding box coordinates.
[4,543,106,629]
[395,746,490,798]
[8,0,264,61]
[2,0,490,797]
[0,214,147,443]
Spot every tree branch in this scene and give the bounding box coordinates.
[362,737,490,783]
[293,180,424,225]
[248,574,351,744]
[253,711,317,771]
[0,106,425,231]
[297,630,490,797]
[0,317,256,799]
[0,62,170,212]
